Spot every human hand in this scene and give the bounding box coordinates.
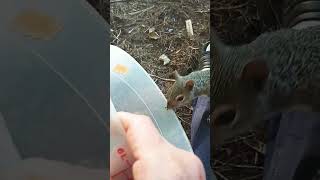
[117,112,206,180]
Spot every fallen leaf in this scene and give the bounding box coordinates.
[159,54,171,65]
[148,27,156,33]
[148,31,160,40]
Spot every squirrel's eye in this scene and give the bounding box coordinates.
[176,95,184,101]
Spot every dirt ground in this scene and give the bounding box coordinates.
[87,0,280,179]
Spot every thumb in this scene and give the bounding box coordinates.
[116,112,166,159]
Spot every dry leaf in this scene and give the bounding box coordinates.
[159,54,171,65]
[148,31,160,40]
[148,27,156,33]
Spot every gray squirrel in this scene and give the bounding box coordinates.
[211,26,320,147]
[166,69,210,109]
[166,26,320,147]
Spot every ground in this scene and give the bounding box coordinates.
[87,0,279,179]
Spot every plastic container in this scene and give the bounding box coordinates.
[0,0,109,172]
[110,45,192,179]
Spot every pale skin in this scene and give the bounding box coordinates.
[117,112,206,180]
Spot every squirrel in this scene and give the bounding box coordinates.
[211,26,320,147]
[166,69,210,109]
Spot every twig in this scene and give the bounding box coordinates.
[178,112,192,117]
[177,116,191,126]
[239,174,263,180]
[175,49,182,54]
[128,5,155,15]
[243,140,265,155]
[223,133,256,144]
[195,9,210,13]
[212,2,249,11]
[228,164,264,170]
[115,29,122,40]
[128,27,136,34]
[254,152,259,165]
[110,0,128,3]
[149,74,175,82]
[215,160,264,170]
[188,46,199,50]
[215,171,229,180]
[268,0,282,27]
[157,1,181,4]
[178,8,190,19]
[184,106,193,112]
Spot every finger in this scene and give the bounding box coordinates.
[116,112,158,134]
[116,112,165,158]
[194,156,206,180]
[131,161,146,180]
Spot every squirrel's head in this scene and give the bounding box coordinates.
[211,31,270,147]
[166,70,195,109]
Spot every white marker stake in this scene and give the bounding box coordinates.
[185,19,194,38]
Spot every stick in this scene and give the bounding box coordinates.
[110,0,128,3]
[177,116,191,126]
[243,141,265,155]
[128,5,155,16]
[212,2,249,11]
[215,160,264,170]
[254,152,259,165]
[195,9,210,13]
[149,74,175,82]
[240,174,263,180]
[223,133,255,144]
[215,171,229,180]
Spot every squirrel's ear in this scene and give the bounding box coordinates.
[184,80,194,91]
[240,59,269,91]
[173,70,181,80]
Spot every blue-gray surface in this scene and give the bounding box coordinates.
[263,111,320,180]
[191,96,217,180]
[0,0,109,167]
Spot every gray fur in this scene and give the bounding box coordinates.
[211,26,320,147]
[166,70,210,109]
